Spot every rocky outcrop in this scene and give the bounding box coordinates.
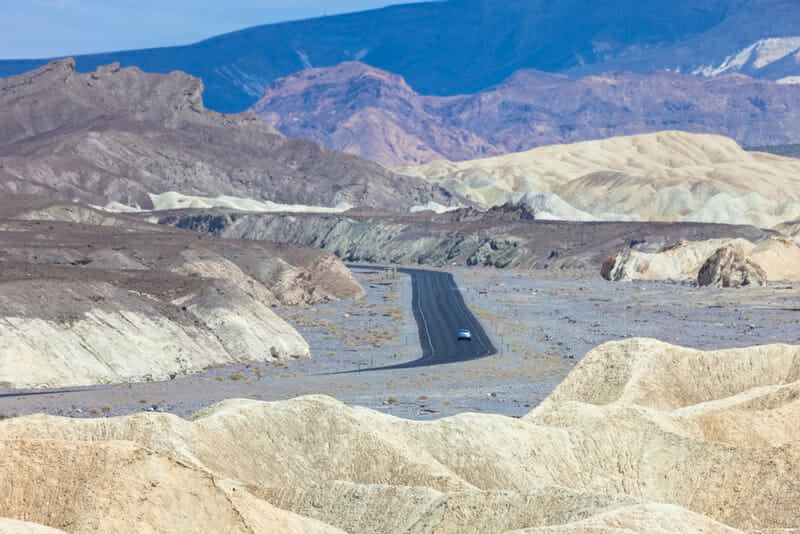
[602,235,800,283]
[600,251,626,281]
[0,60,457,211]
[466,237,523,268]
[601,238,752,282]
[697,245,768,287]
[2,338,800,531]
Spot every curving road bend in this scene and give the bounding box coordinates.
[350,266,497,371]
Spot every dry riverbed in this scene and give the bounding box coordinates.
[1,266,799,420]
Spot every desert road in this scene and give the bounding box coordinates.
[348,266,497,371]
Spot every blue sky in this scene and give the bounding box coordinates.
[0,0,423,59]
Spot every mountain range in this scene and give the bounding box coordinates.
[0,0,797,113]
[253,61,800,166]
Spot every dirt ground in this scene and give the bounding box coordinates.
[1,266,798,421]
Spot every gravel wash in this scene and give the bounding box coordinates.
[2,266,798,421]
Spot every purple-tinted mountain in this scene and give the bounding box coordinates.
[252,62,501,166]
[253,62,800,166]
[0,0,797,113]
[0,60,457,210]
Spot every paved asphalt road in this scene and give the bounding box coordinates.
[350,266,497,371]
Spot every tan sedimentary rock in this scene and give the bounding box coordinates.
[748,236,800,281]
[601,238,753,281]
[2,339,800,531]
[0,518,65,533]
[0,438,343,533]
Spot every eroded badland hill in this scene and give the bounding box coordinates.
[3,339,800,532]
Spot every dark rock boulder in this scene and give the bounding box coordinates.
[697,246,767,287]
[600,250,630,282]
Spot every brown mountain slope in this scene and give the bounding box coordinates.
[0,60,457,211]
[253,62,800,166]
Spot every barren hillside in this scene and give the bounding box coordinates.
[163,203,774,272]
[0,197,363,388]
[0,60,456,211]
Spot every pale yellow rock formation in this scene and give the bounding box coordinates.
[0,438,343,534]
[402,131,800,227]
[749,236,800,281]
[2,338,799,532]
[601,238,753,281]
[515,503,742,533]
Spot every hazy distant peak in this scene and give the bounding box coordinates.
[693,36,800,77]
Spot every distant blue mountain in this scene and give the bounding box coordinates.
[0,0,796,113]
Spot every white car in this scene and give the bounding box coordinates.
[457,328,472,341]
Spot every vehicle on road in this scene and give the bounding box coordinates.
[457,328,472,341]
